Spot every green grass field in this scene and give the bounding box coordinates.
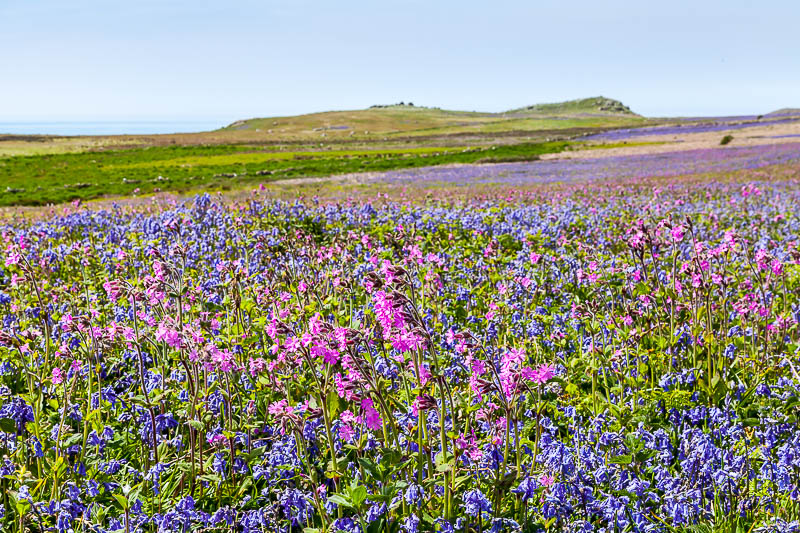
[0,141,572,206]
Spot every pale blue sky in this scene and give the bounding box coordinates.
[1,0,798,122]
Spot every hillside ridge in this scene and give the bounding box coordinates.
[225,96,639,130]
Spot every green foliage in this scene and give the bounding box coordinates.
[0,141,569,206]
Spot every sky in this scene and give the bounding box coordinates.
[1,0,799,123]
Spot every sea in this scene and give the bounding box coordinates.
[0,120,228,136]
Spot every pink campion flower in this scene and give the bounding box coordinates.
[411,396,426,417]
[529,252,542,264]
[425,252,442,266]
[627,231,644,249]
[741,183,761,198]
[308,313,323,336]
[531,364,555,385]
[503,348,525,369]
[671,225,685,241]
[145,282,166,305]
[208,434,226,446]
[103,280,123,301]
[334,373,359,401]
[771,259,784,276]
[156,325,182,349]
[405,244,423,264]
[52,368,64,385]
[323,349,340,366]
[539,473,555,488]
[339,423,355,442]
[4,248,21,267]
[312,342,340,366]
[266,319,279,340]
[466,354,486,377]
[418,364,431,386]
[210,347,235,372]
[469,374,484,401]
[298,281,308,293]
[373,290,406,331]
[341,410,357,425]
[152,261,167,281]
[755,249,769,270]
[268,400,292,416]
[390,328,425,353]
[248,357,268,376]
[455,338,468,354]
[724,230,736,248]
[456,430,482,460]
[70,360,81,373]
[333,327,349,350]
[499,348,526,397]
[300,332,314,348]
[622,315,633,327]
[284,336,301,353]
[361,398,382,431]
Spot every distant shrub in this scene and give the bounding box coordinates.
[720,135,734,145]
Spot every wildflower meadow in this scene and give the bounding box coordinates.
[2,174,800,533]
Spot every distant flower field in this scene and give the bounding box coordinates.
[353,142,800,186]
[2,172,800,532]
[585,117,800,142]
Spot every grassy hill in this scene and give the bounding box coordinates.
[767,108,800,116]
[217,97,646,142]
[506,96,638,116]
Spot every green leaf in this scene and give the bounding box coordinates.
[358,457,383,482]
[187,420,204,431]
[350,485,368,508]
[0,417,15,433]
[453,475,471,491]
[113,494,129,510]
[327,494,352,508]
[608,454,633,465]
[326,389,341,420]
